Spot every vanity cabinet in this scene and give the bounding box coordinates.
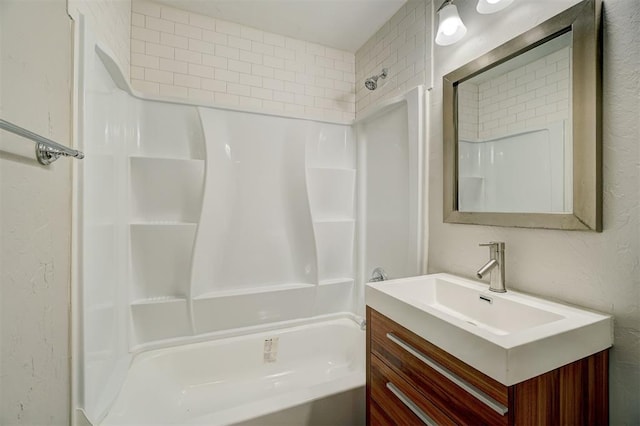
[366,307,609,425]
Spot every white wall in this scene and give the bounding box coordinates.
[427,0,639,423]
[129,0,355,123]
[0,1,73,424]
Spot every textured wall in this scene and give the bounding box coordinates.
[355,0,429,116]
[0,1,72,424]
[130,0,355,123]
[69,0,132,82]
[428,0,639,424]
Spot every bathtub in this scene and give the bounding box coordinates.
[100,315,365,425]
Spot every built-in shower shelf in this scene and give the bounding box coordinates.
[195,282,316,299]
[319,278,354,286]
[130,155,205,163]
[131,296,187,306]
[313,218,355,224]
[130,222,197,227]
[307,167,356,171]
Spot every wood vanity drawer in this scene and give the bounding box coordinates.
[369,308,509,425]
[370,354,456,425]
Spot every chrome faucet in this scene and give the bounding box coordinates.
[476,242,506,293]
[369,267,388,282]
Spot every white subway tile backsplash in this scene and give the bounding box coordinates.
[215,68,239,83]
[263,56,284,70]
[146,42,173,59]
[161,6,189,24]
[132,26,160,43]
[262,100,285,112]
[188,63,215,78]
[228,59,251,74]
[239,73,262,87]
[189,13,215,30]
[274,69,296,83]
[160,32,188,49]
[174,73,200,89]
[131,66,145,80]
[131,39,145,54]
[239,50,262,65]
[202,54,227,69]
[201,78,226,92]
[273,90,295,103]
[284,81,305,95]
[175,23,202,39]
[228,35,251,51]
[131,0,354,122]
[215,20,241,36]
[159,83,188,97]
[241,26,263,42]
[159,57,187,74]
[145,68,173,84]
[146,16,174,34]
[188,39,215,55]
[216,45,240,60]
[188,87,215,102]
[202,30,227,45]
[252,64,274,78]
[215,92,240,106]
[132,78,160,94]
[227,82,251,96]
[263,33,285,47]
[239,96,262,109]
[252,42,274,56]
[132,53,159,69]
[263,78,284,91]
[175,48,201,64]
[250,86,273,100]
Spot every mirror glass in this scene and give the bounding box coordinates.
[457,33,572,213]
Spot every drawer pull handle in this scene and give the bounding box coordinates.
[386,332,508,416]
[386,382,437,426]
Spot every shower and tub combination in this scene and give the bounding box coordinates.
[73,22,425,425]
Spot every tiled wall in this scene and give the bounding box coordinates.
[458,83,479,141]
[130,0,355,123]
[69,0,131,81]
[460,45,571,141]
[355,0,428,116]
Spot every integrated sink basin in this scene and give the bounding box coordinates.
[366,273,612,385]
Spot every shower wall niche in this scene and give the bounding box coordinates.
[128,104,205,343]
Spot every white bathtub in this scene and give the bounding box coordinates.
[101,316,365,425]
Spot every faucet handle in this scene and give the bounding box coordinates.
[479,241,505,250]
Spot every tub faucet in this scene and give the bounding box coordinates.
[369,267,388,283]
[476,242,506,293]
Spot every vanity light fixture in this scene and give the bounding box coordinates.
[435,0,467,46]
[436,0,515,46]
[476,0,514,14]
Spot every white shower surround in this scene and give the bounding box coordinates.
[75,19,425,424]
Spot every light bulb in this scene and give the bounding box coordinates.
[441,18,458,36]
[477,0,514,14]
[435,3,467,46]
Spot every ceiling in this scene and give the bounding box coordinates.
[156,0,407,53]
